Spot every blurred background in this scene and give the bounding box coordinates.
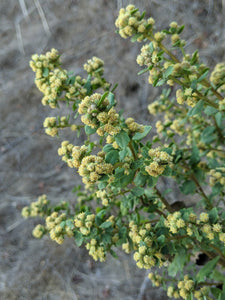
[0,0,224,299]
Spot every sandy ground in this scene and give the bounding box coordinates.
[0,0,224,299]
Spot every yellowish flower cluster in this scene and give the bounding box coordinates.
[176,88,198,107]
[86,239,106,262]
[78,154,114,185]
[32,224,46,238]
[46,212,73,244]
[208,168,225,186]
[177,275,195,299]
[74,212,95,235]
[58,141,88,168]
[96,190,109,206]
[43,117,58,136]
[31,51,68,108]
[164,211,185,234]
[78,93,121,136]
[148,272,163,287]
[170,118,185,136]
[125,117,144,133]
[210,62,225,92]
[115,4,155,41]
[121,241,132,254]
[145,148,173,177]
[129,221,165,269]
[83,56,104,76]
[21,194,48,218]
[193,287,210,300]
[167,286,180,299]
[65,75,88,100]
[136,44,159,67]
[29,48,59,73]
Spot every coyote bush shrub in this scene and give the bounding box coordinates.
[23,5,225,300]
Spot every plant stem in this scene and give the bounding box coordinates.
[154,187,175,213]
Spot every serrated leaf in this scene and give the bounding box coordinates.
[180,181,196,195]
[168,252,187,276]
[196,256,220,283]
[105,150,119,164]
[115,130,130,148]
[131,187,145,196]
[133,126,152,141]
[209,207,218,223]
[134,172,147,186]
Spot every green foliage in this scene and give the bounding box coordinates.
[24,4,225,300]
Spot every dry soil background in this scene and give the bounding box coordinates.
[0,0,224,299]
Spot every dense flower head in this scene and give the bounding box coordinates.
[115,4,155,41]
[83,56,104,76]
[78,154,114,185]
[74,212,95,236]
[78,93,121,136]
[210,62,225,92]
[145,148,173,177]
[21,194,49,218]
[45,212,73,244]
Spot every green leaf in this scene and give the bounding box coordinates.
[138,67,149,76]
[149,42,154,54]
[134,172,147,187]
[74,231,83,246]
[118,170,136,188]
[180,181,196,195]
[168,252,187,276]
[115,130,130,148]
[190,50,199,64]
[193,226,202,241]
[190,144,200,165]
[131,187,145,196]
[187,100,204,117]
[196,256,220,283]
[177,24,185,34]
[85,125,96,135]
[100,221,112,229]
[105,150,119,164]
[133,126,152,141]
[97,91,109,106]
[103,144,114,153]
[197,70,209,82]
[42,67,49,77]
[209,207,218,223]
[164,66,174,79]
[107,92,116,109]
[211,269,225,283]
[204,106,218,116]
[156,79,166,86]
[215,112,223,128]
[83,74,92,94]
[102,233,112,243]
[201,126,215,143]
[131,33,142,42]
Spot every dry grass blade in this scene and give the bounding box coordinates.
[33,0,51,36]
[15,22,25,54]
[18,0,29,20]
